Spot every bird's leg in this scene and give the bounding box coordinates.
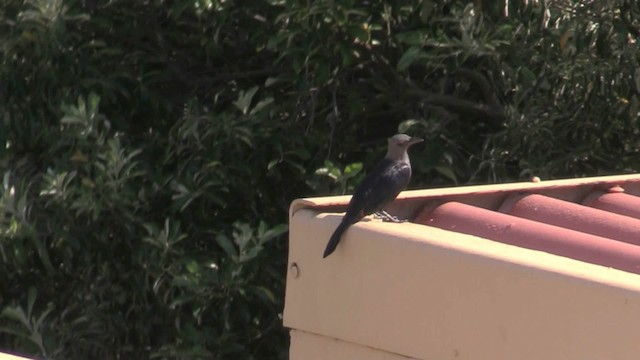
[375,210,407,223]
[373,211,392,220]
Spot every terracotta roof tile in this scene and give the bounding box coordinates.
[583,191,640,218]
[500,193,640,244]
[414,185,640,275]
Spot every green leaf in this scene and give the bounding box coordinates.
[186,260,200,274]
[396,32,427,46]
[30,237,54,274]
[347,25,369,43]
[250,97,274,115]
[343,163,363,179]
[27,287,37,318]
[265,77,280,87]
[215,234,238,257]
[397,47,429,71]
[435,165,457,184]
[171,275,197,288]
[398,119,420,133]
[420,0,434,23]
[250,286,276,304]
[520,66,536,86]
[1,306,29,328]
[233,87,259,114]
[260,224,288,244]
[88,92,101,114]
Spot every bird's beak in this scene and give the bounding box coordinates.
[408,137,424,146]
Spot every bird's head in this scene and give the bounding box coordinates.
[386,134,423,160]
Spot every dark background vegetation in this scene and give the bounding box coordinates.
[1,0,639,358]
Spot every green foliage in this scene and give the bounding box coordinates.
[1,0,640,358]
[312,160,364,195]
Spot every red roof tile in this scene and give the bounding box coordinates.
[500,193,640,245]
[583,191,640,218]
[414,185,640,275]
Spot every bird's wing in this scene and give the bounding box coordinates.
[347,159,411,217]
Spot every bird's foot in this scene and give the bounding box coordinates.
[374,211,407,223]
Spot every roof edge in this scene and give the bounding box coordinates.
[290,173,640,219]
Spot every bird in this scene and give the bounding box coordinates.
[323,134,423,258]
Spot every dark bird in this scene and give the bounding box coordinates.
[323,134,423,258]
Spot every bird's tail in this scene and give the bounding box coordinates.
[323,219,351,258]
